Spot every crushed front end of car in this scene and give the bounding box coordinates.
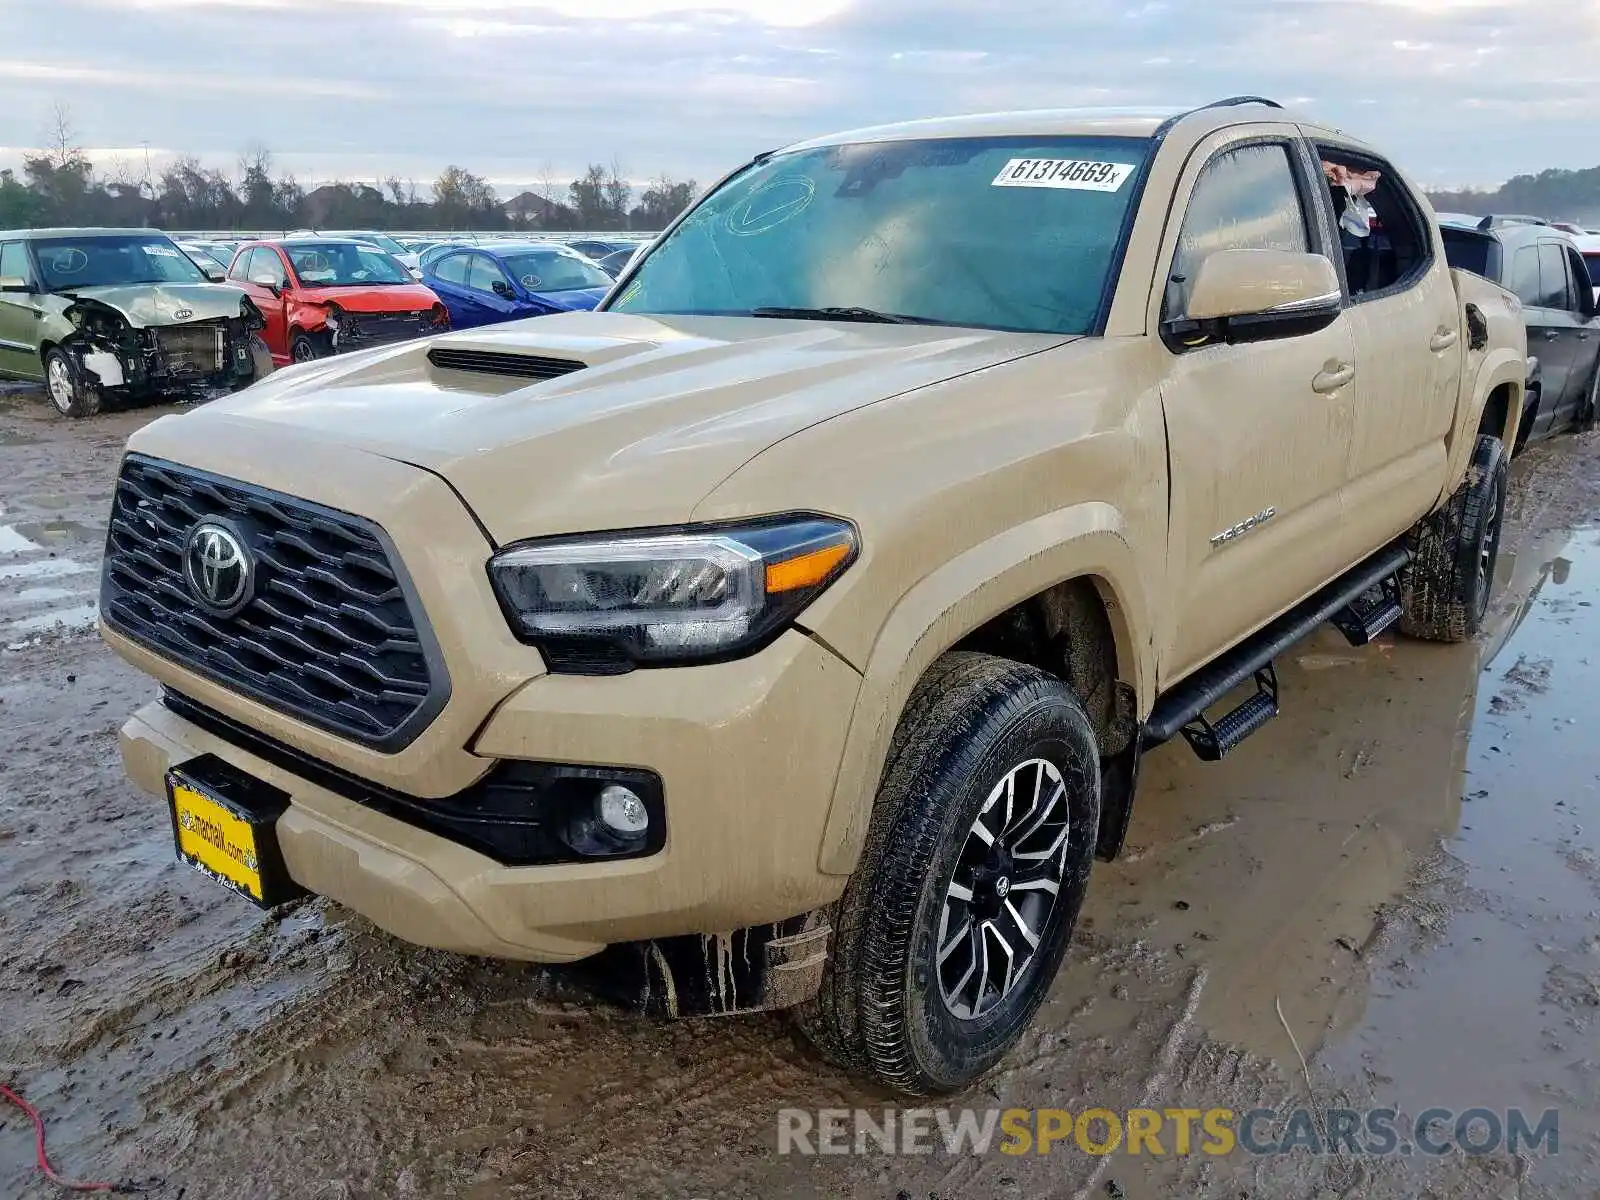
[324,303,449,354]
[61,293,271,403]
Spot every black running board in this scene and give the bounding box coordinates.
[1143,541,1412,755]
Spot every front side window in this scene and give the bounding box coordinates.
[610,134,1153,335]
[1586,253,1600,289]
[1169,143,1309,319]
[1537,243,1571,310]
[285,243,411,287]
[466,254,511,295]
[0,241,30,282]
[32,235,207,290]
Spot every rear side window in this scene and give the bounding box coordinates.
[1169,143,1309,318]
[432,252,470,286]
[1537,243,1571,309]
[1440,229,1491,279]
[0,241,29,281]
[1509,246,1542,307]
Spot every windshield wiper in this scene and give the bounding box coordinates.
[748,305,937,325]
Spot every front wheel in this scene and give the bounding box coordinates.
[234,335,276,392]
[797,652,1100,1095]
[289,332,328,364]
[1399,434,1507,643]
[43,347,100,419]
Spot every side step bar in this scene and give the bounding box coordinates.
[1143,541,1412,757]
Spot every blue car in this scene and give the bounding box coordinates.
[421,241,614,329]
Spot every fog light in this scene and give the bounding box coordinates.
[598,784,649,837]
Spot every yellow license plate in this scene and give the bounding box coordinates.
[170,779,266,902]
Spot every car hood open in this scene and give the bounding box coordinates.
[147,310,1070,543]
[59,282,248,327]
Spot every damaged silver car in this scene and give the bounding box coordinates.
[0,228,274,418]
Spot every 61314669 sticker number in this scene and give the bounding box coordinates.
[991,158,1135,192]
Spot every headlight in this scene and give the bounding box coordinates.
[489,516,857,671]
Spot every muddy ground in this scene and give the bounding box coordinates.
[3,381,1600,1199]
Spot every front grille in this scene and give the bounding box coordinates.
[427,347,586,381]
[102,455,447,751]
[341,310,434,350]
[154,322,225,375]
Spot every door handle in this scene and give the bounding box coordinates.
[1544,330,1561,341]
[1312,360,1355,394]
[1429,328,1459,352]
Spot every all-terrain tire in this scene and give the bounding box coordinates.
[795,651,1100,1095]
[42,347,101,419]
[1399,434,1507,643]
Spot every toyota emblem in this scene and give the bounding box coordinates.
[182,521,254,617]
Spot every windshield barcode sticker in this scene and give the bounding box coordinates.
[992,159,1135,192]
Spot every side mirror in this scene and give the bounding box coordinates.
[204,267,226,283]
[1183,249,1342,324]
[0,276,34,293]
[250,275,282,296]
[492,279,515,299]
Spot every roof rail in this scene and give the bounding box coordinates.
[1476,214,1549,231]
[1200,95,1284,111]
[1153,95,1284,138]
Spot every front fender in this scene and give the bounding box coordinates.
[815,503,1153,876]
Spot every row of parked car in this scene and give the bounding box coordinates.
[3,209,1598,431]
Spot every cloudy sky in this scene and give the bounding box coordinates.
[0,0,1596,197]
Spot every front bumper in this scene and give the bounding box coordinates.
[118,627,862,962]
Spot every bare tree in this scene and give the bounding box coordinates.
[42,101,86,172]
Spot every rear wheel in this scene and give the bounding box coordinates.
[1399,434,1507,643]
[1577,361,1599,433]
[797,652,1100,1095]
[43,347,100,419]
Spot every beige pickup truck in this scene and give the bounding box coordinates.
[101,97,1525,1095]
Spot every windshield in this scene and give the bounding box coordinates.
[33,235,208,290]
[285,243,412,287]
[332,232,407,256]
[500,249,610,292]
[609,135,1151,334]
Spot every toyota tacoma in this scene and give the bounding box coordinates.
[101,98,1526,1095]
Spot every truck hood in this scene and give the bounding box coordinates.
[168,310,1068,542]
[59,282,247,327]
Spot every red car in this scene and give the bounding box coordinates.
[226,237,449,364]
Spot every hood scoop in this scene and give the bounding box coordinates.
[427,346,587,381]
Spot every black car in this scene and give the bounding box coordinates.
[1440,215,1600,448]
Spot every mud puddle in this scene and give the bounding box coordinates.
[1317,523,1600,1188]
[4,405,1600,1199]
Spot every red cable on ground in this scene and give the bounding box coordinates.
[1,1082,130,1193]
